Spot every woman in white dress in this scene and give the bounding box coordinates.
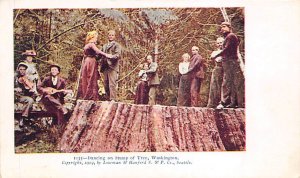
[22,50,39,96]
[177,53,191,106]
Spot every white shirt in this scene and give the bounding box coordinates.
[138,70,148,81]
[211,50,223,62]
[178,62,190,75]
[52,76,58,86]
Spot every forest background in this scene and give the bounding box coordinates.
[13,8,244,106]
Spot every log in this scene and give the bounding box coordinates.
[58,100,245,152]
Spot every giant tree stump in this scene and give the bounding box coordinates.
[58,100,245,152]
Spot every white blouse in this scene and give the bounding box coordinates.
[178,62,190,75]
[138,70,148,81]
[211,50,223,62]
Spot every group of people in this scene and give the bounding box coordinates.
[76,29,160,106]
[77,30,122,102]
[177,21,244,108]
[135,22,244,108]
[211,22,244,109]
[134,55,160,105]
[176,45,205,107]
[14,51,70,130]
[14,29,123,131]
[14,21,245,132]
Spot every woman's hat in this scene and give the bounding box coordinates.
[17,62,28,69]
[22,50,37,56]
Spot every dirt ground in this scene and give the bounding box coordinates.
[15,120,61,154]
[15,132,59,153]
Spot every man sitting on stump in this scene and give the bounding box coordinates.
[38,64,70,132]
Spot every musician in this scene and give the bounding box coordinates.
[14,62,35,126]
[100,30,122,101]
[38,64,68,126]
[22,50,39,95]
[77,31,108,100]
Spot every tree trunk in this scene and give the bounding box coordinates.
[58,100,245,152]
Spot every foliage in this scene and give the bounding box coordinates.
[14,8,244,106]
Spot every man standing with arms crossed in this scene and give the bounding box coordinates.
[213,22,244,108]
[100,30,122,102]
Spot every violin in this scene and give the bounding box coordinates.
[18,76,34,90]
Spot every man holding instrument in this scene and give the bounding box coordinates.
[38,64,70,127]
[14,62,35,127]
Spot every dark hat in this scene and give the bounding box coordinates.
[49,63,61,72]
[17,62,28,69]
[22,50,37,56]
[220,21,231,28]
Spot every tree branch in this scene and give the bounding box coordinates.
[36,18,100,52]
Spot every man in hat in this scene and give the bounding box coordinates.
[14,62,35,127]
[186,46,205,107]
[22,50,39,95]
[100,30,122,101]
[38,64,68,128]
[212,22,245,108]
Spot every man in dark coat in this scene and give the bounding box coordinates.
[212,22,245,108]
[38,64,68,126]
[100,30,122,101]
[186,46,205,107]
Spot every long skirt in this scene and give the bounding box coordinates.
[134,81,149,104]
[77,57,100,100]
[177,74,191,107]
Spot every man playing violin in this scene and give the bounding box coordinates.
[38,64,70,128]
[14,62,35,126]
